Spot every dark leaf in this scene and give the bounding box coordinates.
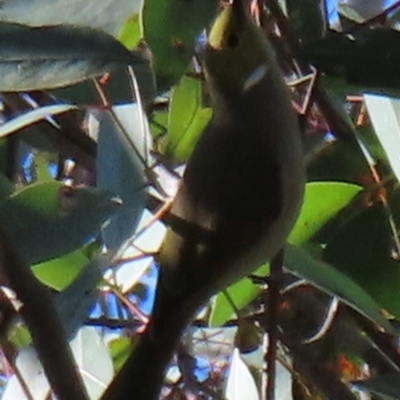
[142,0,217,90]
[323,204,400,320]
[353,374,400,399]
[0,0,141,35]
[285,244,395,334]
[0,181,120,264]
[0,22,146,90]
[300,28,400,89]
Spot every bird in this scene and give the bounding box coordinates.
[102,0,305,399]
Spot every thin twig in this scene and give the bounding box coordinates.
[112,287,149,325]
[263,250,284,400]
[92,78,148,168]
[92,76,168,198]
[85,317,140,329]
[127,65,150,166]
[112,252,154,267]
[130,197,173,243]
[321,0,329,33]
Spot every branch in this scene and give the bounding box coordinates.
[0,229,88,400]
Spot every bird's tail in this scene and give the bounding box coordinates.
[100,322,179,400]
[101,285,198,400]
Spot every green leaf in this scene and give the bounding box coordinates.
[0,172,14,205]
[323,204,400,320]
[307,139,369,183]
[289,181,362,245]
[165,76,212,161]
[108,336,132,372]
[8,326,31,350]
[150,110,168,139]
[32,247,90,290]
[209,263,269,327]
[0,22,145,91]
[118,13,142,50]
[141,0,217,90]
[31,153,57,182]
[0,181,119,264]
[285,244,395,335]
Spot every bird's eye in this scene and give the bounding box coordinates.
[227,33,239,48]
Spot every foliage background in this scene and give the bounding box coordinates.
[0,0,399,399]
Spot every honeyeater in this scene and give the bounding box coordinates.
[102,0,305,399]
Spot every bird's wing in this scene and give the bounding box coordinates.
[152,120,282,324]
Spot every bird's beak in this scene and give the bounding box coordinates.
[208,0,245,49]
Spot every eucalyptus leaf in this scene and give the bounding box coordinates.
[54,255,109,338]
[141,0,217,90]
[32,247,90,291]
[289,181,362,245]
[302,28,400,89]
[108,336,132,372]
[0,0,141,35]
[323,204,400,320]
[0,172,14,205]
[118,13,142,50]
[70,327,114,399]
[285,244,395,335]
[53,62,156,107]
[225,349,260,400]
[0,181,120,264]
[2,347,51,400]
[209,264,268,327]
[0,104,76,138]
[3,327,113,400]
[0,22,146,91]
[337,0,385,22]
[94,103,149,252]
[364,94,400,183]
[166,76,212,161]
